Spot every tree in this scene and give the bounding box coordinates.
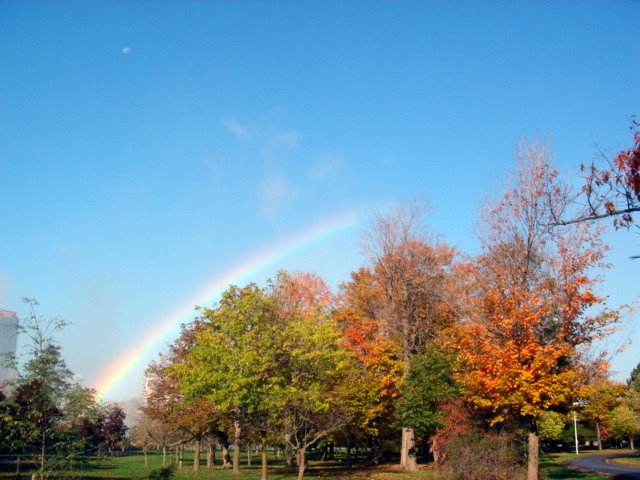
[552,120,640,238]
[628,360,640,392]
[334,267,402,463]
[2,300,107,477]
[362,202,457,470]
[62,385,105,454]
[144,320,223,469]
[102,403,127,455]
[581,376,626,450]
[9,299,76,478]
[537,411,565,442]
[608,404,640,449]
[174,283,278,475]
[270,273,354,480]
[175,274,355,480]
[453,142,619,480]
[395,345,459,458]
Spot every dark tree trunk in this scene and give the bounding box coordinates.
[213,430,232,468]
[261,431,268,480]
[207,441,215,468]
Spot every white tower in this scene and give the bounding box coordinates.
[0,309,19,385]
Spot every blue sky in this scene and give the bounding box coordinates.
[1,1,638,401]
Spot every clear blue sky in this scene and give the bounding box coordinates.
[1,1,638,401]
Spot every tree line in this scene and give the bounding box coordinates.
[2,124,638,480]
[0,299,128,479]
[137,126,640,480]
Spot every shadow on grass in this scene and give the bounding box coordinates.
[541,459,609,480]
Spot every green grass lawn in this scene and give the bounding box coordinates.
[539,454,609,480]
[3,450,634,480]
[0,453,443,480]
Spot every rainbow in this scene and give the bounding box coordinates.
[93,211,361,399]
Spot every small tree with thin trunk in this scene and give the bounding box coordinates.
[608,403,640,449]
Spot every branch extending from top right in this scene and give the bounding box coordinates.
[551,117,640,257]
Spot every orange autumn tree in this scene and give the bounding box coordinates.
[334,267,403,462]
[454,142,619,480]
[361,203,457,470]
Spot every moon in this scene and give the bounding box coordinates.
[122,47,131,55]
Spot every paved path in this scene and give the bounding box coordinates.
[569,453,640,479]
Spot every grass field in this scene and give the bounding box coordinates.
[608,454,640,467]
[539,454,609,480]
[0,451,631,480]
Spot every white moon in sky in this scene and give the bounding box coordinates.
[122,47,131,55]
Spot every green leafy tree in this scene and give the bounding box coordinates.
[537,411,565,442]
[581,377,626,450]
[271,300,354,480]
[175,275,355,480]
[144,320,223,469]
[62,385,105,454]
[175,283,279,475]
[608,404,640,449]
[9,299,76,478]
[1,299,108,477]
[395,346,459,454]
[628,361,640,392]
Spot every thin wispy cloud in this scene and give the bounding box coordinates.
[270,131,298,149]
[259,174,297,217]
[309,156,348,181]
[224,119,251,140]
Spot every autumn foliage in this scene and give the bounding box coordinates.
[451,143,620,480]
[138,133,632,480]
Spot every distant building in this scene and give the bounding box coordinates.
[0,309,19,386]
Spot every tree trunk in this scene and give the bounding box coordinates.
[367,435,383,465]
[207,442,215,468]
[631,436,635,450]
[596,422,602,451]
[247,445,252,466]
[193,438,201,471]
[214,431,233,468]
[285,434,295,467]
[297,448,307,480]
[527,430,539,480]
[400,427,418,471]
[143,444,149,468]
[345,435,352,466]
[178,445,184,470]
[233,420,241,474]
[40,430,46,477]
[261,432,268,480]
[162,446,167,466]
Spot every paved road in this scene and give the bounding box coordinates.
[569,454,640,479]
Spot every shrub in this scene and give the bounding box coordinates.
[442,430,526,480]
[147,465,175,480]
